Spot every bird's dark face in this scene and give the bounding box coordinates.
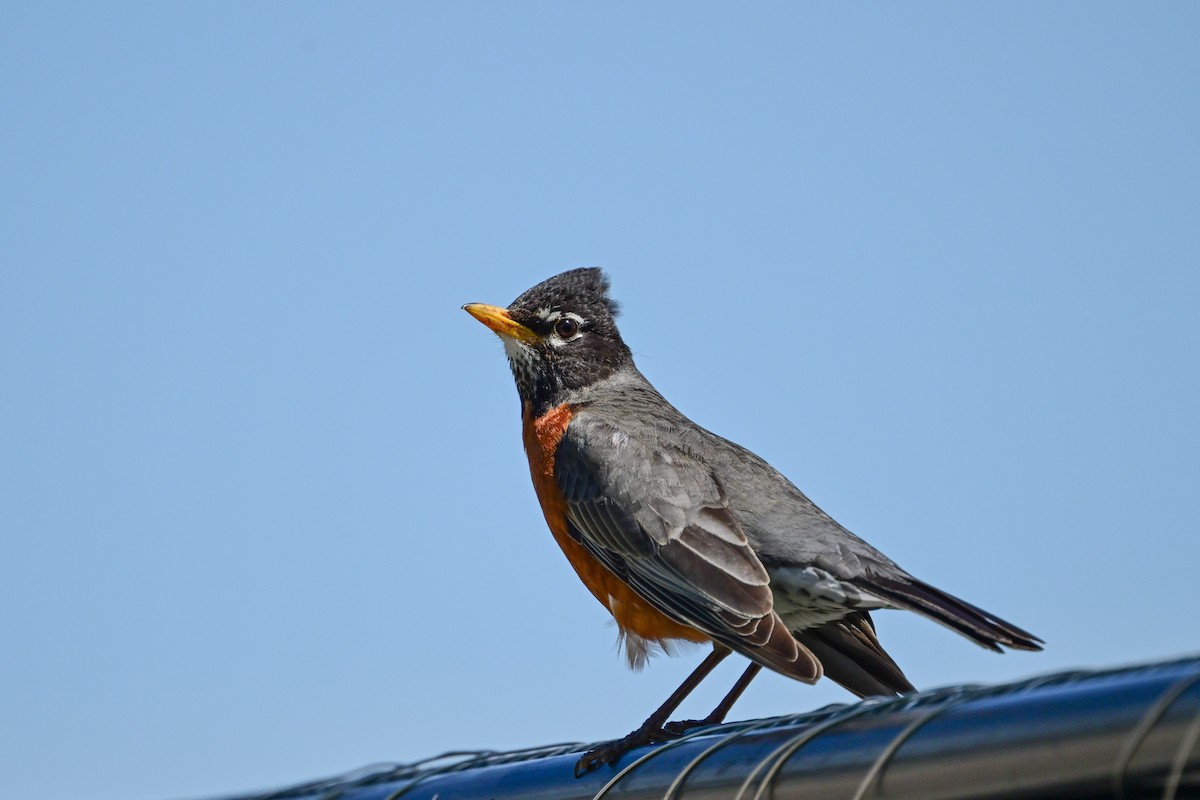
[464,268,633,414]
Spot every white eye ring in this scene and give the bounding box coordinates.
[538,310,585,346]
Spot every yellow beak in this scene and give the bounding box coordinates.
[462,303,540,345]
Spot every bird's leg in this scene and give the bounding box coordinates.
[574,645,731,777]
[662,662,763,736]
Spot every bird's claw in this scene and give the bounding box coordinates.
[661,716,721,737]
[574,725,680,777]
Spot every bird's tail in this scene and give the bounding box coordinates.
[796,611,916,698]
[859,575,1044,652]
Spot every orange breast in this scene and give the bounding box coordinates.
[522,402,709,646]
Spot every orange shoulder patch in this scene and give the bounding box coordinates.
[521,402,708,648]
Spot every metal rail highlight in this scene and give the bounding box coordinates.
[216,655,1200,800]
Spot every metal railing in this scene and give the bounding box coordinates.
[216,654,1200,800]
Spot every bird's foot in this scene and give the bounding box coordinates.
[661,714,724,737]
[574,723,680,777]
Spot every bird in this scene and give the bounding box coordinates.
[463,268,1042,776]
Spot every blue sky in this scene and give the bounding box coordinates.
[2,4,1198,799]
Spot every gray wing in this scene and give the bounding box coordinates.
[556,414,820,682]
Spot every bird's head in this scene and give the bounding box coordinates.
[464,268,633,412]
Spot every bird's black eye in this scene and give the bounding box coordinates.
[555,317,580,339]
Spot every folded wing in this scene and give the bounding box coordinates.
[555,416,821,683]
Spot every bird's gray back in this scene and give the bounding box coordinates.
[567,368,905,582]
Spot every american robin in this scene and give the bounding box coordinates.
[464,268,1042,776]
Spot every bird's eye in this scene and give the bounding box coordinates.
[555,317,580,339]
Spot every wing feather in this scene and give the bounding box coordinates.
[556,414,820,682]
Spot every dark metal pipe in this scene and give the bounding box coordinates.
[217,656,1200,800]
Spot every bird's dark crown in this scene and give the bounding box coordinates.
[505,268,633,413]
